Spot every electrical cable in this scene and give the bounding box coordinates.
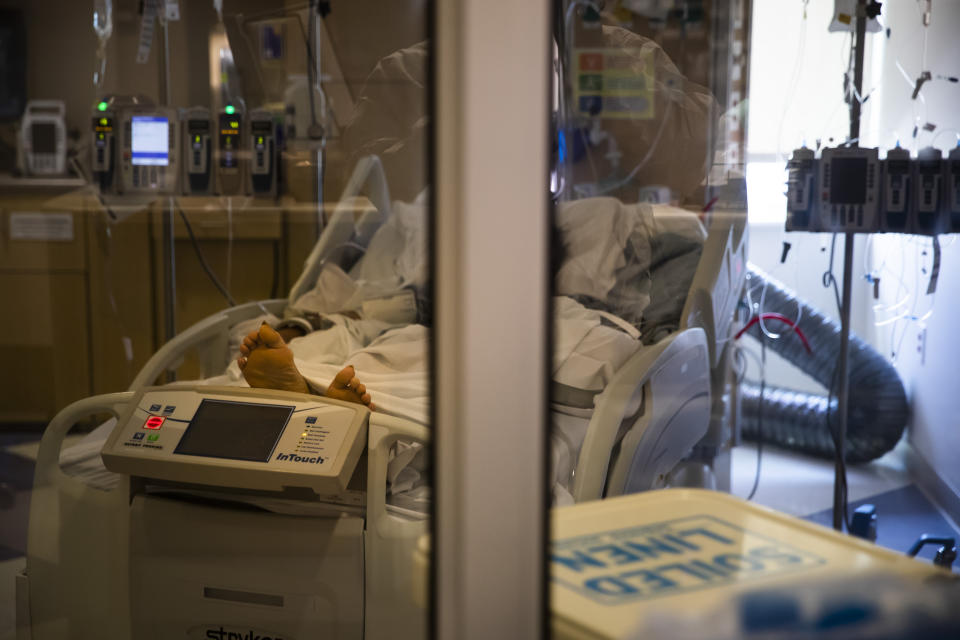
[775,0,810,162]
[270,241,280,299]
[226,197,233,296]
[822,233,843,313]
[176,205,237,307]
[825,357,853,532]
[746,338,766,501]
[758,272,803,339]
[304,0,321,136]
[820,232,852,531]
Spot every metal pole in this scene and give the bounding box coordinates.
[833,0,868,531]
[161,20,177,379]
[163,197,177,381]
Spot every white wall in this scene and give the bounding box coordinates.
[871,0,960,499]
[747,0,960,502]
[745,0,878,392]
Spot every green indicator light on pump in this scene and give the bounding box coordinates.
[97,101,108,112]
[225,104,235,115]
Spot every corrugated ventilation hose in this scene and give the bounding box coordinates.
[740,265,909,463]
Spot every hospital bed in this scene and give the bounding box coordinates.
[16,158,747,638]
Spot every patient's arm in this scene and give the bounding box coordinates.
[238,324,375,409]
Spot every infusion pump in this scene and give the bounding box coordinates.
[181,107,213,195]
[117,107,179,195]
[787,145,960,235]
[19,100,67,176]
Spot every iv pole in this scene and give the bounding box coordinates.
[160,14,178,378]
[833,0,869,531]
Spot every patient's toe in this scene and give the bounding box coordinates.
[258,323,286,348]
[331,366,355,389]
[324,366,373,410]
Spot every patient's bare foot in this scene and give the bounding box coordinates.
[324,365,375,410]
[238,324,310,394]
[237,324,375,409]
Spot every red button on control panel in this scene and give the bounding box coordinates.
[144,416,165,430]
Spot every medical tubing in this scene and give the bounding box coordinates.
[177,206,237,307]
[735,313,812,354]
[739,265,909,463]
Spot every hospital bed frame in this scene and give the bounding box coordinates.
[18,159,747,638]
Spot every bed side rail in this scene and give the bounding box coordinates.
[129,299,286,389]
[25,392,137,639]
[288,155,391,307]
[572,327,710,503]
[681,211,748,368]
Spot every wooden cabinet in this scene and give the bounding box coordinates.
[0,187,323,423]
[0,188,91,423]
[149,196,320,381]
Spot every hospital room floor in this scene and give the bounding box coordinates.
[2,434,959,638]
[730,439,960,568]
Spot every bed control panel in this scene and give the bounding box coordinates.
[101,386,368,495]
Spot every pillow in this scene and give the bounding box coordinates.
[554,198,706,327]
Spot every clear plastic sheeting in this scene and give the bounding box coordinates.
[92,0,113,88]
[558,23,720,203]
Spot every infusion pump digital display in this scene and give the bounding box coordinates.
[101,386,369,495]
[118,107,179,194]
[130,116,170,166]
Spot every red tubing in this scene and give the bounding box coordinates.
[735,312,814,355]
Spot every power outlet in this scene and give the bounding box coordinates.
[917,328,927,365]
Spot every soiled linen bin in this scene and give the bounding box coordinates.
[550,489,953,640]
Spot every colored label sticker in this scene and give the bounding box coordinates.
[552,515,826,606]
[572,47,654,120]
[132,432,145,441]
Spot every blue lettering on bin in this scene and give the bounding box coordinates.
[552,515,827,606]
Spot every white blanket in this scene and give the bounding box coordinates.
[214,296,636,430]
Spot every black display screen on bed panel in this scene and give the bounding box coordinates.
[174,399,293,462]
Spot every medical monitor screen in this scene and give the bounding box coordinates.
[829,157,868,204]
[30,123,56,153]
[174,399,293,463]
[131,116,169,166]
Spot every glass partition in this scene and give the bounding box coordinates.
[550,0,748,506]
[1,1,432,638]
[548,2,960,638]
